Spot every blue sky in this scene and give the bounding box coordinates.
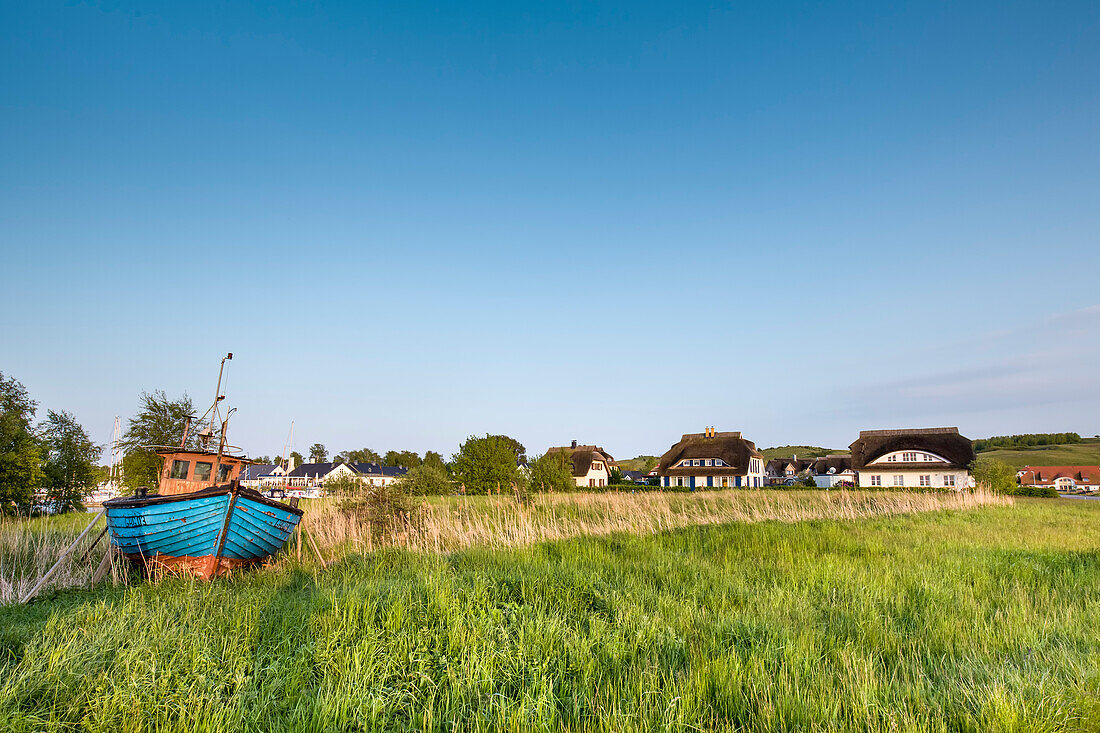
[2,0,1098,461]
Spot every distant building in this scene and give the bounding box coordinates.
[811,455,856,487]
[284,461,408,494]
[657,427,765,489]
[849,427,974,490]
[546,441,615,488]
[240,463,276,490]
[764,456,817,485]
[1017,466,1100,493]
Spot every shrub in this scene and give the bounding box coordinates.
[394,464,453,496]
[971,458,1017,494]
[1011,485,1060,498]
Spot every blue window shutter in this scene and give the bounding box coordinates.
[689,476,695,489]
[663,476,669,487]
[735,476,741,488]
[707,476,713,487]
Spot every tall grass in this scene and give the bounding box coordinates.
[303,488,1011,555]
[0,490,1010,604]
[0,499,1096,731]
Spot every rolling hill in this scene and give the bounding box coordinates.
[976,438,1100,470]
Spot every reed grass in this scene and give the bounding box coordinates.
[0,498,1097,732]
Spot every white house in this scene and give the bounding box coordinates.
[546,442,615,488]
[283,461,409,495]
[811,455,857,487]
[657,427,766,489]
[850,427,975,490]
[1017,466,1100,493]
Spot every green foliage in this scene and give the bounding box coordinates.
[422,451,447,473]
[0,373,42,514]
[328,474,415,545]
[335,448,381,465]
[3,501,1099,730]
[608,467,626,485]
[451,434,523,495]
[971,457,1017,494]
[309,443,328,463]
[1012,485,1060,498]
[974,432,1081,451]
[383,450,421,469]
[760,445,842,460]
[39,410,99,513]
[290,451,305,468]
[119,391,196,491]
[394,464,453,496]
[527,452,577,493]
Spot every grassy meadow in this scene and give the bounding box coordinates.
[976,438,1100,470]
[1,492,1098,731]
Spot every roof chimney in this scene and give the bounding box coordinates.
[571,439,577,448]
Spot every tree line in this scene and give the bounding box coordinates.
[0,372,101,515]
[973,433,1082,452]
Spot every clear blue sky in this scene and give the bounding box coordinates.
[2,1,1098,461]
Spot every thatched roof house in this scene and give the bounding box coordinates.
[546,441,615,487]
[657,428,765,489]
[849,427,974,489]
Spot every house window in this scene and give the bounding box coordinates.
[870,475,882,486]
[721,477,729,487]
[217,464,233,482]
[593,462,602,470]
[706,459,713,466]
[919,475,931,487]
[194,462,213,482]
[169,460,190,480]
[943,474,956,488]
[598,479,605,487]
[676,477,684,487]
[589,479,595,487]
[887,454,897,462]
[893,475,904,487]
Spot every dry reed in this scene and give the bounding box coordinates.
[302,488,1012,558]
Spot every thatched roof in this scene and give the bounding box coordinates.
[848,428,974,470]
[658,431,762,476]
[765,457,815,475]
[812,455,854,474]
[546,444,615,477]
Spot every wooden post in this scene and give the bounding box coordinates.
[204,488,240,579]
[21,509,105,604]
[91,545,114,586]
[305,528,327,568]
[79,525,109,564]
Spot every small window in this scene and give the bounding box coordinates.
[919,475,930,487]
[170,460,190,480]
[893,475,904,487]
[677,477,684,487]
[943,474,956,487]
[194,462,213,482]
[887,455,897,462]
[705,459,712,466]
[721,477,729,487]
[593,462,602,470]
[217,464,233,482]
[870,475,882,486]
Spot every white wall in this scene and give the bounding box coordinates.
[857,470,970,490]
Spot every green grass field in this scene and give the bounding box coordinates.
[977,439,1100,470]
[1,497,1098,732]
[760,445,846,459]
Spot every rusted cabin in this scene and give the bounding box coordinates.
[155,449,248,496]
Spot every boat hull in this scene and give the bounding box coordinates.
[104,486,304,579]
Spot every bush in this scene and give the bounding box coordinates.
[527,452,577,493]
[394,464,453,496]
[1010,485,1060,498]
[971,458,1017,494]
[326,473,417,545]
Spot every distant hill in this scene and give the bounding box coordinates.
[760,446,847,460]
[975,438,1100,470]
[614,456,660,472]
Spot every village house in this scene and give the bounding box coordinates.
[657,427,766,489]
[284,461,408,494]
[1017,465,1100,494]
[849,427,975,490]
[764,456,817,485]
[811,455,857,487]
[546,441,615,488]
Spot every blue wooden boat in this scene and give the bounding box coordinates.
[104,484,303,579]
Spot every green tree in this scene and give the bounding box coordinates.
[608,467,626,486]
[0,372,43,514]
[451,434,524,495]
[641,456,658,474]
[383,450,421,468]
[422,450,447,473]
[528,452,576,493]
[309,443,328,463]
[290,451,305,468]
[395,463,453,495]
[119,391,196,490]
[972,458,1016,494]
[40,409,100,513]
[336,448,382,465]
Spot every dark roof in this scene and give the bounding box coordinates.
[765,457,815,475]
[658,431,762,476]
[241,464,276,480]
[849,428,975,471]
[286,462,335,478]
[812,455,853,475]
[546,445,615,478]
[620,470,644,481]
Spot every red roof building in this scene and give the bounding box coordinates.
[1017,465,1100,492]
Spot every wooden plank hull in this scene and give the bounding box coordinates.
[104,487,303,579]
